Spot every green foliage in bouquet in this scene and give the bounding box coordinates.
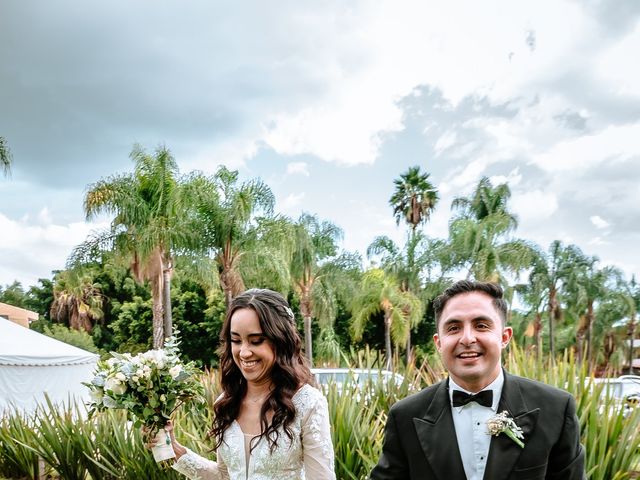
[85,334,204,434]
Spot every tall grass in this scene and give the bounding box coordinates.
[506,343,640,479]
[1,352,638,479]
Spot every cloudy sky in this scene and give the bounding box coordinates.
[1,0,639,289]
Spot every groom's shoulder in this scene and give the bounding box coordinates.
[508,373,574,403]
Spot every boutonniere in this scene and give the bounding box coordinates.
[486,411,525,448]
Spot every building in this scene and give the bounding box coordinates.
[0,302,39,328]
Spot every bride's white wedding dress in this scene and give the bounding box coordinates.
[173,384,336,480]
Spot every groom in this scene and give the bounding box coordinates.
[370,280,585,480]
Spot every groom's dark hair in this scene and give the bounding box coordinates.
[433,280,508,327]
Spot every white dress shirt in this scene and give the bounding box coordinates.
[449,371,504,480]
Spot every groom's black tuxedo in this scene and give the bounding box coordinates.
[370,371,585,480]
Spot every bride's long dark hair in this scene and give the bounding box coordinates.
[210,288,314,453]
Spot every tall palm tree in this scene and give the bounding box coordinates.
[0,136,12,176]
[78,144,200,348]
[524,241,587,357]
[350,268,423,370]
[194,166,276,307]
[568,257,620,366]
[449,177,533,283]
[289,213,344,365]
[390,166,439,232]
[50,268,104,332]
[388,166,438,362]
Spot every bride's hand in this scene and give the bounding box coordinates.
[163,421,188,459]
[141,421,187,459]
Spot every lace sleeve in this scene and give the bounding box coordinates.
[300,389,336,480]
[172,447,230,480]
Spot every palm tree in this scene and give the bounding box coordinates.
[1,136,12,176]
[289,213,344,365]
[78,144,200,348]
[350,268,423,370]
[449,177,534,283]
[524,241,586,357]
[568,257,620,366]
[390,166,439,231]
[514,274,547,356]
[50,268,104,332]
[193,166,276,307]
[388,166,438,362]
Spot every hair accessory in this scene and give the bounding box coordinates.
[284,306,295,321]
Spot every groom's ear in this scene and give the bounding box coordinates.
[501,326,513,348]
[433,333,442,352]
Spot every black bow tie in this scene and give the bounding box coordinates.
[452,389,493,408]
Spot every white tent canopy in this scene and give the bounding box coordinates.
[0,318,99,414]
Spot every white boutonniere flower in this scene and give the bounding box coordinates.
[486,411,525,448]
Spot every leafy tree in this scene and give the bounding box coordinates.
[288,213,345,365]
[193,166,276,307]
[390,166,439,232]
[0,281,27,308]
[567,257,620,366]
[449,177,534,283]
[0,136,11,176]
[78,145,202,347]
[24,278,55,321]
[388,166,439,362]
[350,269,423,370]
[42,323,100,353]
[50,268,104,332]
[520,241,587,357]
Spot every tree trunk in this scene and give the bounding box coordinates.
[151,275,165,349]
[163,266,172,341]
[533,312,542,359]
[547,287,557,358]
[586,301,594,367]
[384,312,392,371]
[628,318,636,375]
[304,314,313,366]
[405,332,412,366]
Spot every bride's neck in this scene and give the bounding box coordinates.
[245,381,273,399]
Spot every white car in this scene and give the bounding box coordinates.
[592,375,640,417]
[310,368,405,396]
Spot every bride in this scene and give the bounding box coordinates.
[163,288,335,479]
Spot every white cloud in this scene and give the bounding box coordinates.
[590,215,610,229]
[286,162,310,176]
[258,0,596,166]
[531,124,640,172]
[279,192,305,211]
[511,189,558,223]
[0,212,107,287]
[490,168,523,188]
[595,22,640,96]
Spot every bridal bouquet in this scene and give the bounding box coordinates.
[84,334,204,463]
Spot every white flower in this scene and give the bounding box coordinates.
[115,372,127,382]
[160,394,166,402]
[143,350,166,369]
[486,411,525,448]
[89,388,104,405]
[105,377,127,395]
[169,365,182,380]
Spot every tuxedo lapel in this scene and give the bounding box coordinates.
[483,373,540,480]
[413,380,466,480]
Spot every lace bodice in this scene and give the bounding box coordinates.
[172,384,335,480]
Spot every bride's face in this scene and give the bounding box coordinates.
[230,308,276,385]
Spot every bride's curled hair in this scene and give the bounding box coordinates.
[209,288,314,453]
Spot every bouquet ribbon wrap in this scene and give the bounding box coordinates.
[152,428,176,463]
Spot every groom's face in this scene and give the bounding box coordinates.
[433,291,512,393]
